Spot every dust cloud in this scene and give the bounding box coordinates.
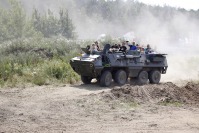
[16,0,199,82]
[133,11,199,82]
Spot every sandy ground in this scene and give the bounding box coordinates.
[0,82,199,133]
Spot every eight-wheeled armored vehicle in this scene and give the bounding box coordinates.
[70,44,168,87]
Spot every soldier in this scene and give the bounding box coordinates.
[125,41,130,51]
[85,45,91,54]
[136,44,141,51]
[90,43,98,54]
[94,41,100,51]
[114,44,120,51]
[130,41,137,50]
[145,44,152,54]
[119,42,127,52]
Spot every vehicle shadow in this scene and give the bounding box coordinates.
[70,79,140,91]
[70,82,112,91]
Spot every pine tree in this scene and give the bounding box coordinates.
[59,9,76,39]
[0,0,38,42]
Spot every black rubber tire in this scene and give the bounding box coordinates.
[114,70,127,85]
[81,76,92,84]
[100,71,112,87]
[149,70,161,84]
[137,71,148,85]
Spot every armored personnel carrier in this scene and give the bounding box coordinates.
[70,44,168,87]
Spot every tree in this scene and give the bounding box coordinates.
[59,9,76,39]
[0,0,37,42]
[31,8,76,39]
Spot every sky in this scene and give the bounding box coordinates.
[136,0,199,10]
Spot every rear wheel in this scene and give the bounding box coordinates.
[100,71,112,87]
[137,71,148,85]
[81,76,92,84]
[149,70,161,84]
[114,70,127,85]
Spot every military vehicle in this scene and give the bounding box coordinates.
[70,44,168,87]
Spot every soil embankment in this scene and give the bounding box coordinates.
[104,82,199,106]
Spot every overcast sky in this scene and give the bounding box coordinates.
[136,0,199,10]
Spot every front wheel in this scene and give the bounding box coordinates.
[100,71,112,87]
[81,76,92,84]
[149,70,161,84]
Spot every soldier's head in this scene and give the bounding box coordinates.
[86,45,90,50]
[91,43,95,47]
[94,41,98,45]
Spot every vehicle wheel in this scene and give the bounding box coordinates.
[100,71,112,87]
[114,70,127,85]
[149,70,161,84]
[81,76,92,84]
[137,71,148,85]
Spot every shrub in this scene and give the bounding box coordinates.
[44,59,80,84]
[0,60,23,82]
[32,74,46,86]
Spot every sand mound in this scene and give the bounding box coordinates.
[103,82,199,105]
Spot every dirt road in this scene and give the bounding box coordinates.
[0,82,199,133]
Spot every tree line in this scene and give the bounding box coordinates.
[0,0,76,43]
[74,0,199,22]
[0,0,199,42]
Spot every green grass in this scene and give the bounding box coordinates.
[0,59,80,87]
[0,38,83,87]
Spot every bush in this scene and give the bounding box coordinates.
[0,60,23,82]
[44,59,80,84]
[33,74,46,86]
[0,38,85,87]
